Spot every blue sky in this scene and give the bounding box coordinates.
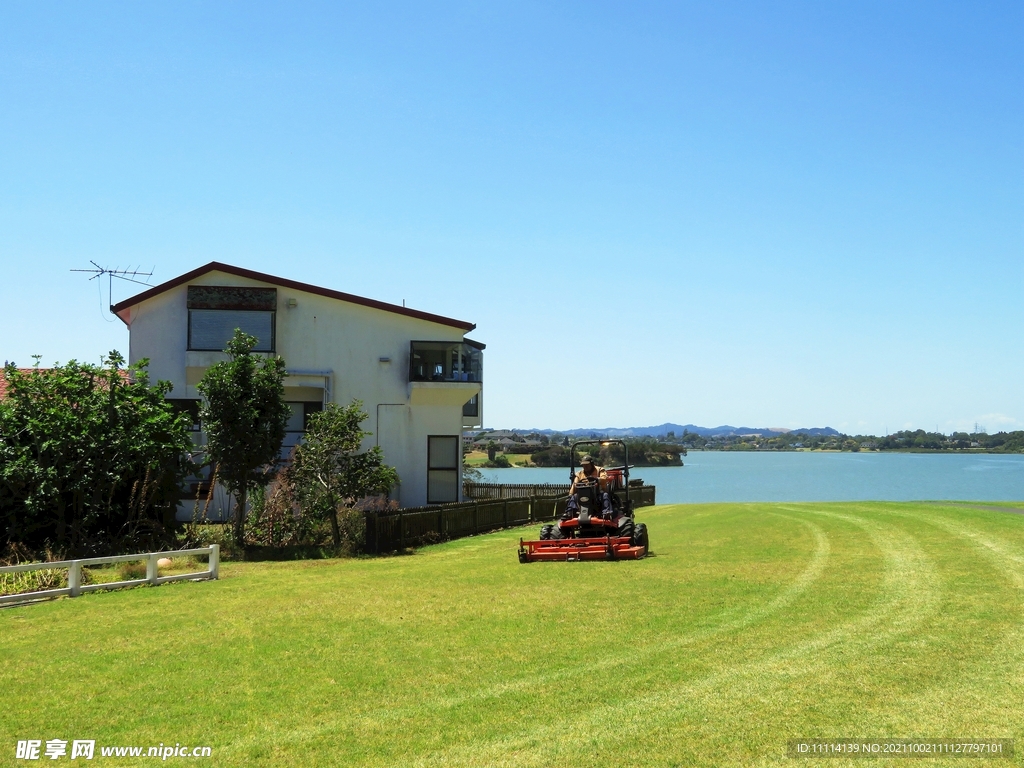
[1,1,1021,434]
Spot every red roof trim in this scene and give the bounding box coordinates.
[110,262,476,331]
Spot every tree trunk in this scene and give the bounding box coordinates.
[329,507,341,548]
[234,485,247,548]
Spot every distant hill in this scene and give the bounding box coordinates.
[505,423,841,438]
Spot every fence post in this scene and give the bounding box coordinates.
[209,544,220,580]
[399,513,405,550]
[473,502,479,534]
[503,499,508,527]
[68,560,81,597]
[437,508,443,539]
[147,553,159,585]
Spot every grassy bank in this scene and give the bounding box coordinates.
[3,501,1024,766]
[464,449,533,467]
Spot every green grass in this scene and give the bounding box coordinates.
[3,501,1024,766]
[464,450,534,467]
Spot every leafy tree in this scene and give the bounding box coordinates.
[462,460,484,484]
[0,353,194,554]
[290,400,399,548]
[529,445,570,467]
[197,330,289,547]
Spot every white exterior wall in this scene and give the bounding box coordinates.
[124,270,479,513]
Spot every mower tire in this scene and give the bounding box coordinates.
[549,524,565,540]
[618,517,635,543]
[634,523,649,553]
[539,524,553,540]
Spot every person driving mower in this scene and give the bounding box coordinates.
[565,454,615,519]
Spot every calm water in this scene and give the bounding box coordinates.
[478,452,1024,504]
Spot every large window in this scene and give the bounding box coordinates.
[427,435,460,503]
[189,310,274,352]
[410,342,482,382]
[187,285,277,352]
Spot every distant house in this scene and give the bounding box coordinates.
[110,262,484,517]
[473,431,533,449]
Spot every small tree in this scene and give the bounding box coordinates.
[197,330,289,547]
[0,353,194,554]
[290,400,399,548]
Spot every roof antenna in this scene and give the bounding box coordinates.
[71,261,154,310]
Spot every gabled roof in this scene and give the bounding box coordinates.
[110,262,476,331]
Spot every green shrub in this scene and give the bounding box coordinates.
[0,356,195,554]
[117,560,148,581]
[0,556,93,597]
[0,568,66,596]
[334,508,365,556]
[246,472,319,547]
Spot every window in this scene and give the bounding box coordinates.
[427,435,459,503]
[409,342,482,382]
[188,310,274,352]
[281,401,323,459]
[166,399,201,431]
[462,395,479,418]
[187,285,277,352]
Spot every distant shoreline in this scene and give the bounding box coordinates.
[697,447,1021,455]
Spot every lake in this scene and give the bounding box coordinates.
[477,452,1024,504]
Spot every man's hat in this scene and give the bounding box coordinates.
[581,454,594,464]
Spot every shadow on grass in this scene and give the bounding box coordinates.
[232,545,357,562]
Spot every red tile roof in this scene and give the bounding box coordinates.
[110,262,476,331]
[0,367,131,400]
[0,368,35,400]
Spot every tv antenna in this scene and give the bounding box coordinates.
[71,261,154,309]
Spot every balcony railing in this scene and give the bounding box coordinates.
[410,342,482,383]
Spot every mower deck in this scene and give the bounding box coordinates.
[518,535,647,562]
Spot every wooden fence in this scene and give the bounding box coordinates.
[0,546,220,606]
[463,482,570,499]
[366,485,656,554]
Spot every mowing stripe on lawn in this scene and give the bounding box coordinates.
[4,502,1022,768]
[407,505,943,767]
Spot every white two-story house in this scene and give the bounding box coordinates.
[111,262,483,518]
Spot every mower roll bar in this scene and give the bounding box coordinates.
[569,439,630,511]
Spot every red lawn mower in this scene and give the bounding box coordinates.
[518,439,649,562]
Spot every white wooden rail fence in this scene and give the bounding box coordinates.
[0,545,220,606]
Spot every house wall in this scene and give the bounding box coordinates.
[124,270,479,514]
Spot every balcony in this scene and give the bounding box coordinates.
[409,341,482,383]
[409,341,482,408]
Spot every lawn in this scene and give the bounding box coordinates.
[464,450,534,467]
[3,501,1024,766]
